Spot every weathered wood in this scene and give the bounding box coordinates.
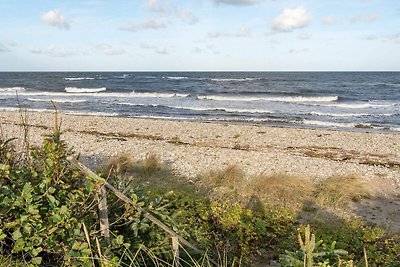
[67,156,202,254]
[98,185,110,243]
[172,236,180,267]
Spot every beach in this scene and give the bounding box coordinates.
[1,110,399,197]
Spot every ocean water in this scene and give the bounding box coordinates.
[0,72,399,133]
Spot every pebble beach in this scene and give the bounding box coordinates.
[1,110,399,197]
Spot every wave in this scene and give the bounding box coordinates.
[119,103,160,107]
[115,74,130,79]
[207,78,260,82]
[302,120,356,128]
[309,112,369,118]
[162,76,188,80]
[64,77,95,81]
[0,87,26,92]
[197,95,338,103]
[130,92,190,98]
[167,105,273,114]
[313,102,394,109]
[65,87,107,93]
[27,98,87,103]
[65,111,119,117]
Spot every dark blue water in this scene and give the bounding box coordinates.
[0,72,399,132]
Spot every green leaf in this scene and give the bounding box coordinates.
[72,242,81,250]
[47,195,59,206]
[45,158,53,167]
[48,187,56,194]
[31,257,42,265]
[31,247,43,257]
[79,242,89,251]
[12,229,22,240]
[52,214,62,223]
[13,238,25,252]
[86,181,95,192]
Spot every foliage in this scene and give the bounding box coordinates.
[1,128,400,266]
[0,133,103,266]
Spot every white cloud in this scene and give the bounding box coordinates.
[30,45,77,57]
[143,0,199,25]
[272,7,311,32]
[322,16,337,25]
[208,27,251,38]
[140,43,169,55]
[178,9,199,24]
[41,10,70,29]
[120,19,168,32]
[156,47,168,54]
[297,32,311,40]
[96,44,125,55]
[349,13,379,23]
[212,0,260,5]
[145,0,168,12]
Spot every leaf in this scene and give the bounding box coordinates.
[72,241,81,250]
[79,242,89,251]
[31,247,43,257]
[12,229,22,240]
[22,182,32,197]
[31,257,42,265]
[86,181,95,192]
[52,214,62,223]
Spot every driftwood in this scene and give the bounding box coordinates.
[67,156,202,254]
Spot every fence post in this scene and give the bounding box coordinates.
[98,185,110,244]
[172,236,180,267]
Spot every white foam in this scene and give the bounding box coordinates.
[209,78,259,82]
[130,92,189,98]
[64,77,95,81]
[119,103,159,107]
[65,87,107,93]
[303,120,356,128]
[167,105,273,114]
[0,87,26,92]
[309,112,369,117]
[65,111,119,117]
[27,98,87,103]
[115,74,130,79]
[0,107,51,113]
[198,95,338,103]
[162,76,188,80]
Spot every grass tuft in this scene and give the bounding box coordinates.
[248,174,314,209]
[315,175,370,209]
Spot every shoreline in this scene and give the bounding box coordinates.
[1,110,399,196]
[1,107,399,135]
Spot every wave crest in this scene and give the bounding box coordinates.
[65,87,106,93]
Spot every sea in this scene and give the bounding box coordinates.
[0,72,399,133]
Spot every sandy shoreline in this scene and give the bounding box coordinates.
[1,110,399,196]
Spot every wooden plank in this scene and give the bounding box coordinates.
[67,156,202,254]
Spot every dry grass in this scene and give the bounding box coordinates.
[201,165,245,189]
[247,174,314,209]
[315,175,370,209]
[104,153,135,176]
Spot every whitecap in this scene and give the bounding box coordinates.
[65,87,106,93]
[198,95,338,103]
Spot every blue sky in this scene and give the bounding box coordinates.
[0,0,399,71]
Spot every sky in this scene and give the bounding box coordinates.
[0,0,399,71]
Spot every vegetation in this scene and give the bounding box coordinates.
[1,121,400,266]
